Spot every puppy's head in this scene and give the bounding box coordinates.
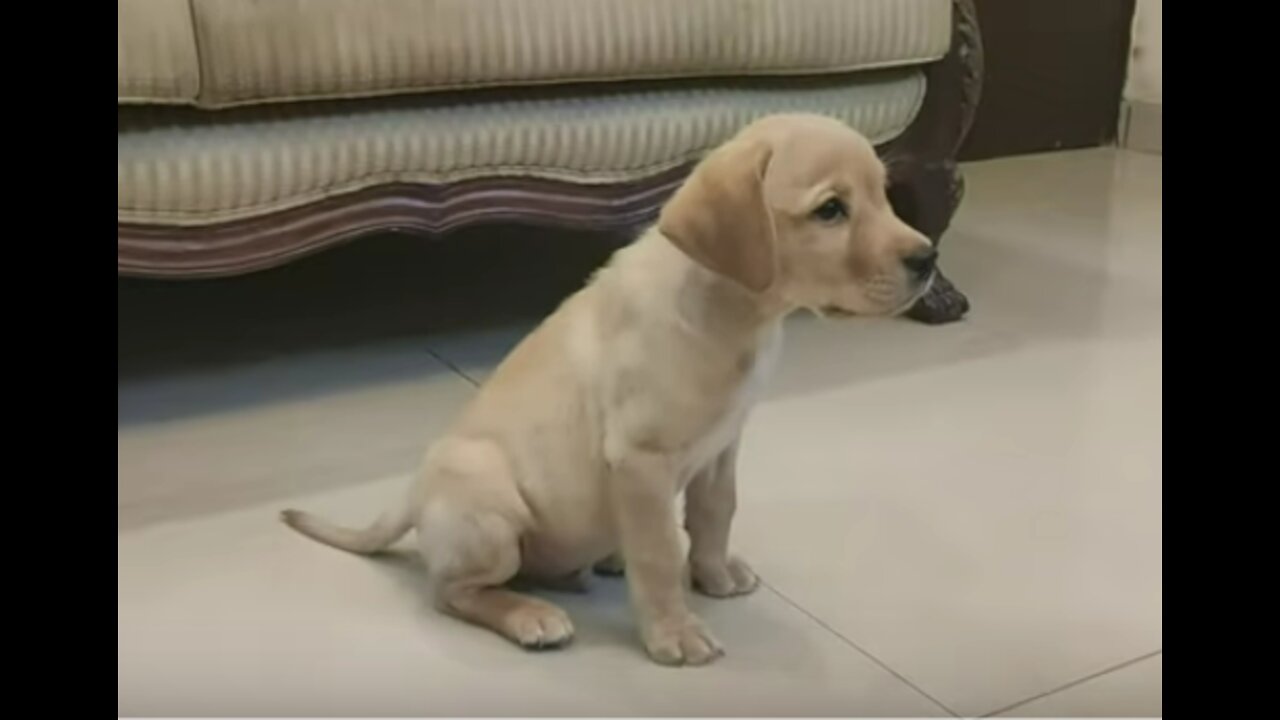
[659,114,935,316]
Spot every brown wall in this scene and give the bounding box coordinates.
[960,0,1137,161]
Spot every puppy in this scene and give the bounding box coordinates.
[283,113,937,666]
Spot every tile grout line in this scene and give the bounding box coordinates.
[762,580,959,717]
[980,649,1163,718]
[424,347,481,388]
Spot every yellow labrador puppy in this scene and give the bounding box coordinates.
[283,113,937,666]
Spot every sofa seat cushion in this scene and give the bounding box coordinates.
[119,70,926,224]
[118,0,201,105]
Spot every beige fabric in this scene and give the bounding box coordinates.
[118,70,926,225]
[187,0,950,108]
[118,0,200,104]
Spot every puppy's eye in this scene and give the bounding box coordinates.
[811,197,847,222]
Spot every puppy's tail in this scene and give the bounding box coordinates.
[281,504,413,555]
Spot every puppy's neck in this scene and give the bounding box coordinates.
[625,229,786,343]
[676,257,780,341]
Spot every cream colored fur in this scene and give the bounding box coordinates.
[283,114,935,666]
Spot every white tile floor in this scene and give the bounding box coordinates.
[118,149,1162,717]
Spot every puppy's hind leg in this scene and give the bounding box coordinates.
[419,504,575,650]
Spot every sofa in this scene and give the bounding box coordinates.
[117,0,983,324]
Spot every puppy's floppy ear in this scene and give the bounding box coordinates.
[658,138,776,292]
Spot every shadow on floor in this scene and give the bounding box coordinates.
[119,226,627,377]
[118,226,629,421]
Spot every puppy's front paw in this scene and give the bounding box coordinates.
[691,555,760,598]
[505,601,576,650]
[642,614,724,666]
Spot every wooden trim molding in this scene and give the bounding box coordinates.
[118,167,690,279]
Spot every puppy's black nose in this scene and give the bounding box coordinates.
[903,248,938,277]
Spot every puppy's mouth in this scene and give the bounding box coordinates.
[822,272,936,318]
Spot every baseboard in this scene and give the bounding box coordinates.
[1119,100,1162,154]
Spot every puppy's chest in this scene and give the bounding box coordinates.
[678,331,781,481]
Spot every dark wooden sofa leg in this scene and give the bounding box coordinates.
[888,159,971,325]
[881,0,984,325]
[906,269,969,325]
